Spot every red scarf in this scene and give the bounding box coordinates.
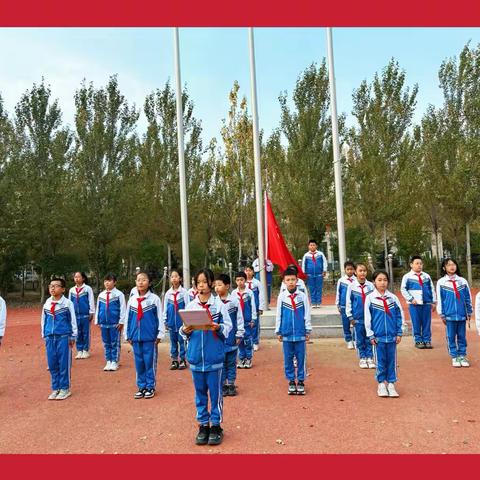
[415,273,424,288]
[136,297,146,323]
[376,296,392,316]
[289,293,297,313]
[75,286,84,303]
[237,291,245,313]
[106,291,110,311]
[172,291,180,311]
[448,278,461,300]
[311,252,317,265]
[359,283,367,304]
[50,301,57,317]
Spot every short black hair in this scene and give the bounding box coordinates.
[104,273,117,281]
[244,265,254,272]
[50,277,66,288]
[308,239,317,245]
[283,267,298,278]
[286,263,299,274]
[355,262,368,270]
[410,255,422,263]
[344,261,355,269]
[441,258,461,277]
[216,273,231,286]
[194,268,215,288]
[373,270,390,282]
[235,271,247,280]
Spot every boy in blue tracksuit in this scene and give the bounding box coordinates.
[301,239,327,307]
[253,257,274,304]
[245,265,265,351]
[69,272,95,359]
[41,277,77,401]
[436,258,473,368]
[400,255,436,349]
[276,266,311,395]
[335,261,356,349]
[95,273,126,372]
[365,270,404,398]
[124,272,165,399]
[163,270,190,371]
[215,273,245,397]
[180,269,232,446]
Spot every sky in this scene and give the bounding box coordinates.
[0,27,479,146]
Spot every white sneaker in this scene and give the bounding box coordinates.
[377,383,388,397]
[253,344,259,352]
[459,357,470,367]
[56,389,71,400]
[347,341,355,350]
[75,351,83,359]
[387,383,399,397]
[104,362,111,371]
[367,358,376,369]
[48,390,60,400]
[452,357,462,368]
[82,351,90,359]
[359,358,368,369]
[110,361,119,371]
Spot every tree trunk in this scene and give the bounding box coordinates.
[40,272,47,304]
[383,225,388,268]
[435,227,441,279]
[167,244,172,273]
[466,222,472,285]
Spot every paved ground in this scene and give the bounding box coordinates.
[1,295,480,454]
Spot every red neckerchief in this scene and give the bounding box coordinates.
[50,301,57,317]
[448,277,461,300]
[136,296,146,323]
[376,295,392,317]
[311,252,317,265]
[347,276,353,283]
[106,291,110,311]
[236,291,245,313]
[172,291,180,311]
[359,283,367,304]
[75,286,84,303]
[415,273,424,288]
[289,292,297,313]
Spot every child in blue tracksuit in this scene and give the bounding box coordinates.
[301,239,327,307]
[41,277,77,401]
[365,270,404,398]
[253,257,273,304]
[345,262,375,369]
[232,272,257,368]
[69,271,95,359]
[436,258,473,368]
[335,261,356,349]
[95,273,126,372]
[180,268,232,446]
[215,273,245,397]
[163,270,190,371]
[124,271,165,399]
[276,266,311,395]
[400,255,436,349]
[245,265,265,350]
[0,295,6,348]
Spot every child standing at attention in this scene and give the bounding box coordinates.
[69,272,95,359]
[124,271,165,399]
[42,278,77,400]
[245,265,265,351]
[276,266,311,395]
[436,258,473,367]
[95,273,126,371]
[400,255,436,349]
[335,261,356,350]
[232,272,257,369]
[346,263,375,369]
[215,273,245,396]
[301,239,327,308]
[365,270,404,398]
[163,269,190,371]
[180,269,232,446]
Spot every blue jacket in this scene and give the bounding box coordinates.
[246,278,265,312]
[69,284,95,318]
[95,288,126,326]
[345,279,374,324]
[124,291,165,342]
[336,275,356,309]
[400,270,436,305]
[231,288,257,334]
[436,275,472,321]
[275,288,311,342]
[221,294,245,352]
[163,286,189,331]
[301,250,327,277]
[364,289,404,343]
[179,295,232,372]
[41,296,78,338]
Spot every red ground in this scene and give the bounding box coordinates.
[1,293,480,454]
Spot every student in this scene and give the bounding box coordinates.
[69,272,95,359]
[275,266,311,395]
[301,239,327,307]
[346,263,375,369]
[215,273,245,396]
[95,273,126,371]
[365,270,404,398]
[335,261,356,349]
[180,268,232,446]
[253,257,274,304]
[0,295,6,347]
[400,255,437,349]
[188,278,198,303]
[436,258,473,368]
[124,271,165,399]
[232,272,257,368]
[41,277,77,401]
[163,269,190,370]
[245,265,265,351]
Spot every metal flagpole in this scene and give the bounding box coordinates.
[173,27,191,288]
[248,27,269,310]
[326,27,347,270]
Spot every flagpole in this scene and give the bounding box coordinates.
[248,27,268,310]
[326,27,347,270]
[173,27,190,288]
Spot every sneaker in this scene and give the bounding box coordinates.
[55,389,71,400]
[222,384,230,397]
[103,362,111,371]
[170,360,179,370]
[367,358,376,369]
[82,351,90,359]
[48,390,60,400]
[110,361,119,371]
[75,351,83,359]
[195,425,210,445]
[288,380,297,395]
[237,359,246,369]
[134,389,145,399]
[424,342,433,349]
[296,381,306,395]
[244,359,252,369]
[178,359,187,370]
[459,357,470,367]
[207,425,224,445]
[452,357,462,368]
[253,344,259,352]
[415,342,425,349]
[143,388,155,399]
[377,383,389,397]
[228,384,237,396]
[359,358,368,369]
[387,383,399,397]
[347,340,355,350]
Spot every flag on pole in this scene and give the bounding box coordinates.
[265,195,306,279]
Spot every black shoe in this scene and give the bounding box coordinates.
[170,360,179,370]
[134,388,145,399]
[424,342,433,349]
[222,384,230,397]
[228,384,237,396]
[288,380,297,395]
[143,388,155,399]
[415,342,425,349]
[208,425,224,445]
[178,359,187,370]
[297,381,306,395]
[195,425,210,445]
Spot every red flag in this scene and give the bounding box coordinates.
[266,195,306,280]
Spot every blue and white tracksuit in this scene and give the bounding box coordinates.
[180,295,232,426]
[163,286,189,361]
[346,279,375,359]
[400,270,436,344]
[95,288,126,363]
[302,250,327,304]
[69,284,95,353]
[124,291,165,390]
[231,288,257,360]
[0,295,6,339]
[41,296,77,391]
[253,258,274,303]
[187,288,198,303]
[246,278,265,345]
[436,275,472,359]
[221,294,245,385]
[335,275,356,342]
[275,288,311,382]
[365,289,404,384]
